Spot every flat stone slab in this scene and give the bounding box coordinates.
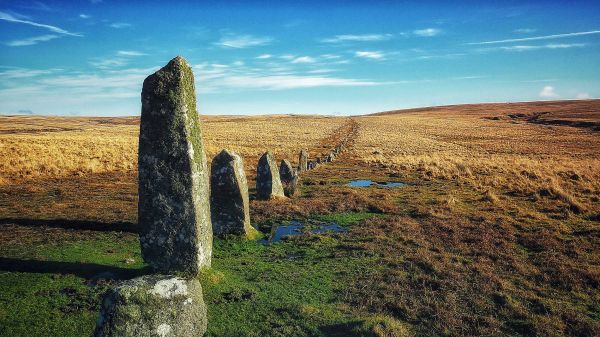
[94,275,207,337]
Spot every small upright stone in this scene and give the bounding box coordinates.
[210,149,256,238]
[279,159,298,197]
[298,149,308,172]
[94,275,207,337]
[256,152,285,199]
[138,56,212,275]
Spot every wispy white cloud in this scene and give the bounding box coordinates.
[413,28,441,37]
[109,22,132,29]
[355,51,385,60]
[514,28,536,34]
[89,58,129,69]
[79,14,91,19]
[0,11,81,36]
[21,2,53,12]
[416,53,465,60]
[291,56,316,64]
[0,67,58,78]
[321,34,392,43]
[280,54,296,60]
[192,61,388,92]
[6,34,59,47]
[498,43,586,51]
[539,86,558,98]
[117,50,146,56]
[256,54,272,59]
[576,92,591,99]
[215,34,272,48]
[467,30,600,45]
[320,54,341,59]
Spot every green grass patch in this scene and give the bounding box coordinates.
[313,211,380,226]
[202,236,376,336]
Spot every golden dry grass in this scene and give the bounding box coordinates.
[0,115,345,185]
[353,101,600,214]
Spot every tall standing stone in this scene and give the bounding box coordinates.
[279,159,298,197]
[256,152,285,200]
[138,56,212,275]
[298,149,308,172]
[210,149,256,238]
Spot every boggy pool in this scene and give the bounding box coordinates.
[347,179,405,187]
[259,220,347,244]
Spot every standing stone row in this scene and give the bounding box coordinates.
[96,56,208,337]
[299,120,357,172]
[210,149,255,238]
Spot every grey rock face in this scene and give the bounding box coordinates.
[210,149,255,237]
[94,275,207,337]
[298,149,308,172]
[256,152,285,199]
[138,56,212,275]
[279,159,298,197]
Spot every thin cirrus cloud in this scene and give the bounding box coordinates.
[109,22,132,29]
[291,56,316,64]
[0,11,81,36]
[355,51,385,60]
[117,50,147,56]
[215,34,273,48]
[498,43,586,52]
[321,34,393,43]
[467,30,600,45]
[89,51,146,69]
[192,61,386,92]
[413,28,441,37]
[6,34,59,47]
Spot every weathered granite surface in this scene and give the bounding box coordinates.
[256,152,285,199]
[138,56,212,275]
[210,149,256,237]
[298,149,308,172]
[94,275,207,337]
[279,159,298,197]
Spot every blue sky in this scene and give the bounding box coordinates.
[0,0,599,116]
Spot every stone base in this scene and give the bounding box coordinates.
[94,275,207,337]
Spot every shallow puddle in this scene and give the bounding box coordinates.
[347,179,405,187]
[260,220,347,244]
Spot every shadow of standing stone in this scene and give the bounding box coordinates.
[93,275,207,337]
[256,152,285,200]
[210,149,257,238]
[138,56,212,275]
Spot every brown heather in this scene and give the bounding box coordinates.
[0,100,598,337]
